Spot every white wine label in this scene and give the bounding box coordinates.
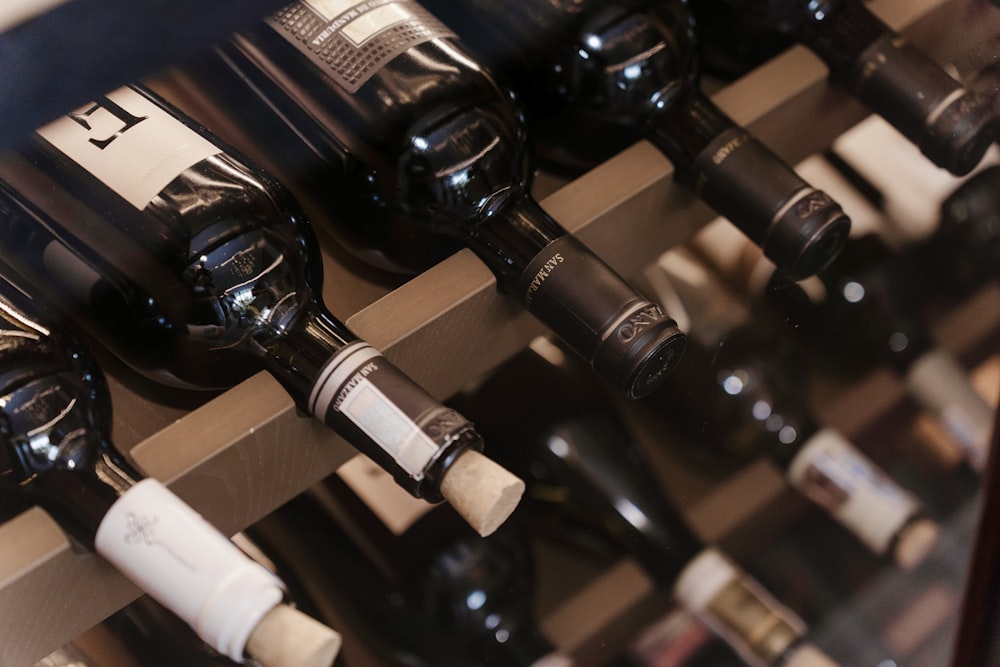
[674,548,804,667]
[94,479,284,662]
[337,454,434,535]
[905,348,993,472]
[267,0,455,93]
[786,428,920,555]
[310,341,442,479]
[35,86,220,210]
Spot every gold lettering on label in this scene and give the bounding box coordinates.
[711,133,748,165]
[523,252,565,305]
[617,305,664,342]
[706,580,799,664]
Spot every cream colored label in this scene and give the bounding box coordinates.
[674,548,804,667]
[304,0,358,19]
[905,348,993,472]
[787,429,919,555]
[337,454,433,535]
[304,0,416,46]
[35,86,220,209]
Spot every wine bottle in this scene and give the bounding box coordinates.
[909,164,1000,302]
[75,532,354,667]
[710,0,1000,176]
[450,340,840,667]
[419,0,851,280]
[690,0,796,80]
[812,113,999,299]
[690,219,996,473]
[0,83,523,536]
[821,113,999,244]
[0,280,340,667]
[645,247,940,567]
[247,457,573,667]
[172,0,687,399]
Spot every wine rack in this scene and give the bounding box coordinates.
[1,0,998,664]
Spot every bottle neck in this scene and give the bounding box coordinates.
[647,84,736,180]
[279,303,481,502]
[674,548,811,667]
[260,298,356,404]
[31,445,140,551]
[793,0,887,76]
[651,86,850,279]
[793,0,995,175]
[482,194,685,398]
[657,332,821,469]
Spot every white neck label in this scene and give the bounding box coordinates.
[786,428,920,555]
[35,86,221,209]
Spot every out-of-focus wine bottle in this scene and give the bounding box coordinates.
[645,248,939,568]
[450,340,840,667]
[608,607,748,667]
[691,218,996,473]
[911,164,1000,301]
[420,0,851,280]
[0,83,523,536]
[702,0,1000,176]
[690,0,795,80]
[0,279,341,667]
[171,0,688,400]
[820,114,1000,244]
[246,456,573,667]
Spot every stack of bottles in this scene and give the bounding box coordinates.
[0,0,997,665]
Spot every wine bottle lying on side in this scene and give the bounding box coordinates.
[645,247,940,568]
[420,0,853,280]
[0,83,523,537]
[0,280,340,667]
[696,0,1000,176]
[690,218,995,474]
[249,460,574,667]
[172,0,688,400]
[450,340,842,667]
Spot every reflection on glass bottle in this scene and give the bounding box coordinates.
[420,0,851,280]
[646,246,941,568]
[691,219,996,473]
[0,279,340,667]
[171,0,687,400]
[0,83,523,535]
[451,341,840,667]
[246,461,572,667]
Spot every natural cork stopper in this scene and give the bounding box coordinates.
[894,517,941,571]
[246,604,342,667]
[439,449,525,537]
[784,643,842,667]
